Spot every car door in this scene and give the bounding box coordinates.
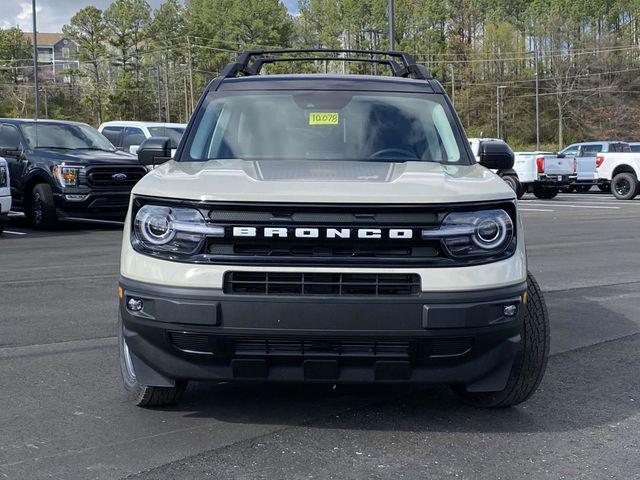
[101,126,124,150]
[0,123,27,198]
[122,127,147,154]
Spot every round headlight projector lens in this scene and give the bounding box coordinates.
[135,206,176,246]
[472,216,508,249]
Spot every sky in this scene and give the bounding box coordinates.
[1,0,299,33]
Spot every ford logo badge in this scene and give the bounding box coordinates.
[112,173,127,181]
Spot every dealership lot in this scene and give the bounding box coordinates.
[1,192,640,479]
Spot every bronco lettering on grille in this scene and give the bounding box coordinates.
[231,227,414,240]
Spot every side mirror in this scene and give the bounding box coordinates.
[557,153,566,158]
[137,137,171,166]
[478,140,514,170]
[0,147,22,158]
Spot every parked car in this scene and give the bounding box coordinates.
[559,141,630,192]
[118,49,549,409]
[98,121,186,157]
[0,119,147,228]
[468,138,574,199]
[595,151,640,199]
[0,156,10,234]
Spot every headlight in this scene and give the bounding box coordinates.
[0,165,7,188]
[422,209,514,257]
[53,165,81,187]
[133,205,224,255]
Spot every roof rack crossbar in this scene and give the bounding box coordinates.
[247,56,405,77]
[222,48,431,80]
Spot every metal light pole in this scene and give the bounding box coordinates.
[389,0,395,50]
[32,0,40,120]
[496,85,506,138]
[534,46,540,150]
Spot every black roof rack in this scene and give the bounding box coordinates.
[218,48,432,80]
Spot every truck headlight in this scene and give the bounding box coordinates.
[0,165,7,187]
[422,209,514,257]
[53,165,80,187]
[133,205,224,255]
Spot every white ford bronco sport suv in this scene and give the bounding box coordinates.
[118,49,549,408]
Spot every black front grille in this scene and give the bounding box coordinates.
[234,339,411,357]
[167,333,474,359]
[86,166,146,188]
[224,272,421,296]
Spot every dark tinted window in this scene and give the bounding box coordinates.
[122,127,146,149]
[630,144,640,153]
[101,126,123,147]
[610,143,630,152]
[148,127,184,148]
[580,144,603,156]
[0,124,21,148]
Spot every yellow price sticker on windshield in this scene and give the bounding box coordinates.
[309,112,339,125]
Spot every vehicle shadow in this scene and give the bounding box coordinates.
[8,215,123,234]
[160,329,639,435]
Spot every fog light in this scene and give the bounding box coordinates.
[127,298,143,312]
[503,304,518,317]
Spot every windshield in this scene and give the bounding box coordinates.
[148,126,185,149]
[21,123,115,151]
[182,91,467,164]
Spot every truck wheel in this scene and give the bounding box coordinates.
[29,183,58,229]
[452,272,550,408]
[575,185,592,193]
[0,220,5,235]
[501,175,524,199]
[118,315,187,407]
[532,185,559,199]
[611,172,638,200]
[598,183,610,192]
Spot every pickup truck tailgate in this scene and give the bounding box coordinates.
[543,156,574,175]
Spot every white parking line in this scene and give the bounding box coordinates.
[521,202,619,209]
[3,230,27,235]
[520,208,555,212]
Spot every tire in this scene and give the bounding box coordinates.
[532,185,559,199]
[598,183,610,192]
[611,172,638,200]
[29,183,58,229]
[452,272,550,408]
[501,175,524,199]
[119,315,187,407]
[0,220,5,235]
[575,184,592,193]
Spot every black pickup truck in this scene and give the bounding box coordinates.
[0,119,147,228]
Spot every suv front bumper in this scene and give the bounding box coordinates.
[54,191,131,222]
[120,276,527,391]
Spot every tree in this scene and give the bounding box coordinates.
[0,28,32,85]
[104,0,151,119]
[63,6,109,123]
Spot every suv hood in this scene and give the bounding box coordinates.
[31,148,138,165]
[133,159,515,204]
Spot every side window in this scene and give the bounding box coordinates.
[580,144,603,156]
[101,126,123,148]
[122,127,146,150]
[0,124,21,149]
[562,146,579,157]
[610,143,630,153]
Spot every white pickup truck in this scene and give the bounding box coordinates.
[0,156,11,234]
[469,138,576,199]
[595,152,640,199]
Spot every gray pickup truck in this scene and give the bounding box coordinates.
[559,141,630,192]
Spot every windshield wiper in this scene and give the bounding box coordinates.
[75,147,116,152]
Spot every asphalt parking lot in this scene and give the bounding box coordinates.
[1,191,640,479]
